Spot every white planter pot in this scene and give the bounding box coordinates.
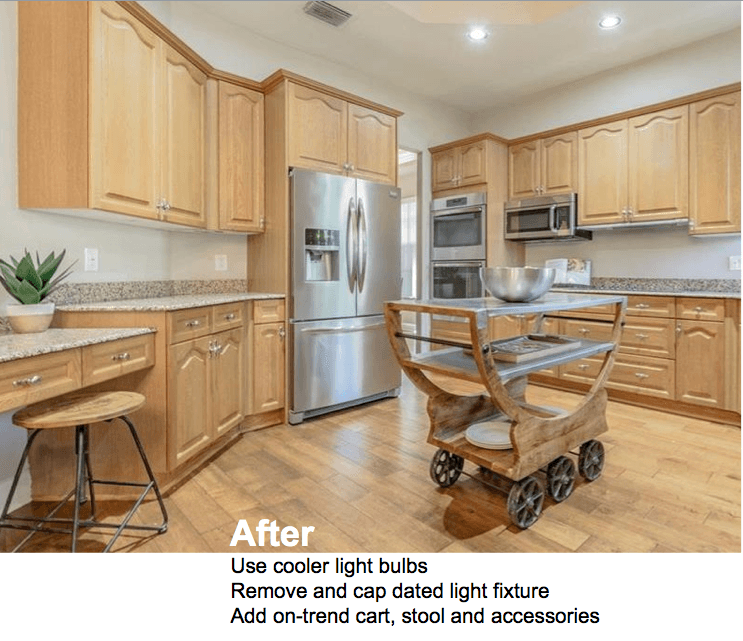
[6,302,55,334]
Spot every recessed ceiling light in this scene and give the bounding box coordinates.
[599,15,622,29]
[467,27,489,41]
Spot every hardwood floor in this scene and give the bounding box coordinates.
[2,377,740,553]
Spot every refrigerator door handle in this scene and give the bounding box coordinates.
[346,197,357,293]
[357,197,368,293]
[300,321,385,334]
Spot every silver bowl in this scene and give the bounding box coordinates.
[480,266,556,302]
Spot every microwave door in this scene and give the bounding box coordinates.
[505,205,554,240]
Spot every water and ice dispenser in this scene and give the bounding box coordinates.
[304,228,340,282]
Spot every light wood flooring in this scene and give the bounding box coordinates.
[2,378,740,553]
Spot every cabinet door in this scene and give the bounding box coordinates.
[253,322,285,413]
[287,83,347,174]
[218,82,265,232]
[676,320,725,408]
[211,328,244,437]
[459,142,487,187]
[541,132,578,195]
[161,45,207,227]
[168,336,211,467]
[578,120,628,225]
[89,1,160,220]
[628,106,688,223]
[508,141,540,199]
[689,92,741,235]
[432,149,459,191]
[347,104,397,185]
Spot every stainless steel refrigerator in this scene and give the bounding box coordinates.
[289,168,402,424]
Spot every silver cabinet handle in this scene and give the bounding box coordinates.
[260,216,266,229]
[635,333,649,340]
[162,200,171,211]
[208,341,221,358]
[635,303,650,310]
[111,352,130,361]
[578,364,590,371]
[278,326,286,340]
[676,324,682,335]
[626,207,633,218]
[694,306,705,313]
[186,320,201,327]
[224,313,236,321]
[13,374,43,387]
[578,327,590,336]
[634,372,649,380]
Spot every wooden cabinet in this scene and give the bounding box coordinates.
[216,81,265,232]
[168,308,245,467]
[578,107,689,226]
[508,132,578,199]
[432,141,487,191]
[287,83,397,185]
[676,319,725,409]
[251,301,286,414]
[689,91,741,235]
[19,1,207,228]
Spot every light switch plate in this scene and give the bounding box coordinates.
[729,256,741,271]
[215,254,228,271]
[84,248,99,272]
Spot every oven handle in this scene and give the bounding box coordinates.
[549,205,558,232]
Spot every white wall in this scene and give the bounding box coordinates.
[469,29,742,280]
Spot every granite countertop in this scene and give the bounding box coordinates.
[551,286,740,299]
[57,292,284,312]
[0,327,156,364]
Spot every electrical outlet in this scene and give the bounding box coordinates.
[729,256,741,271]
[84,248,99,272]
[215,254,228,271]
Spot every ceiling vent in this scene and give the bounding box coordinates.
[303,1,352,27]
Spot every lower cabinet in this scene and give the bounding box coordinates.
[675,319,725,408]
[251,300,286,414]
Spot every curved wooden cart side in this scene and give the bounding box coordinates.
[384,298,627,482]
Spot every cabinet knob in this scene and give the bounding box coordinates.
[676,324,682,335]
[578,364,590,371]
[694,306,705,313]
[635,333,649,341]
[186,320,201,328]
[111,352,130,361]
[224,313,236,321]
[635,303,650,310]
[578,327,590,335]
[634,372,649,380]
[13,374,43,387]
[278,326,286,340]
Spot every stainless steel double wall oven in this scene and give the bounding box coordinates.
[430,192,486,299]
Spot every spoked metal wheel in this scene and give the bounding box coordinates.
[546,456,576,502]
[429,449,464,488]
[578,439,605,481]
[507,475,545,529]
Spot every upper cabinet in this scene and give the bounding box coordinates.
[20,2,208,228]
[689,91,741,235]
[578,106,688,226]
[508,132,578,200]
[216,81,265,233]
[287,83,398,185]
[432,141,487,192]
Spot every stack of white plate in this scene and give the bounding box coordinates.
[465,418,513,450]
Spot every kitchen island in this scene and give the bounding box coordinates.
[385,293,626,529]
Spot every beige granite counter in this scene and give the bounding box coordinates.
[551,286,740,299]
[57,292,284,313]
[0,327,156,364]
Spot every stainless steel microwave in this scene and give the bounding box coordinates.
[504,193,591,242]
[431,192,487,261]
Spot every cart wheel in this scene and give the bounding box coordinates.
[429,449,464,487]
[578,440,605,481]
[546,456,576,502]
[507,476,545,529]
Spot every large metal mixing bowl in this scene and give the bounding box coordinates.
[480,266,556,302]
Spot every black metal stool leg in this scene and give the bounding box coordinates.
[119,415,168,531]
[82,425,97,519]
[71,425,87,553]
[0,429,41,524]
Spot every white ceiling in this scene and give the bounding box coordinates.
[189,1,741,113]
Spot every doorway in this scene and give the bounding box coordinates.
[398,147,421,342]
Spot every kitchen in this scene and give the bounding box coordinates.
[0,0,740,558]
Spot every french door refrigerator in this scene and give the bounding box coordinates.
[289,168,402,424]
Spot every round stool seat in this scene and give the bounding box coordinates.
[13,391,146,429]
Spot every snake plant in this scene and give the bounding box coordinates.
[0,249,76,305]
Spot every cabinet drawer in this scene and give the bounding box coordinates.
[676,297,725,322]
[82,334,155,387]
[626,295,674,317]
[561,318,614,342]
[212,302,245,332]
[560,357,603,384]
[619,317,675,358]
[608,354,675,400]
[254,299,285,324]
[0,350,82,413]
[169,308,212,344]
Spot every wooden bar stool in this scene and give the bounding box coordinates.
[0,391,168,553]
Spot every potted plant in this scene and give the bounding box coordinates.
[0,249,76,333]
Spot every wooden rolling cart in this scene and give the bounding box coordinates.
[384,293,627,529]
